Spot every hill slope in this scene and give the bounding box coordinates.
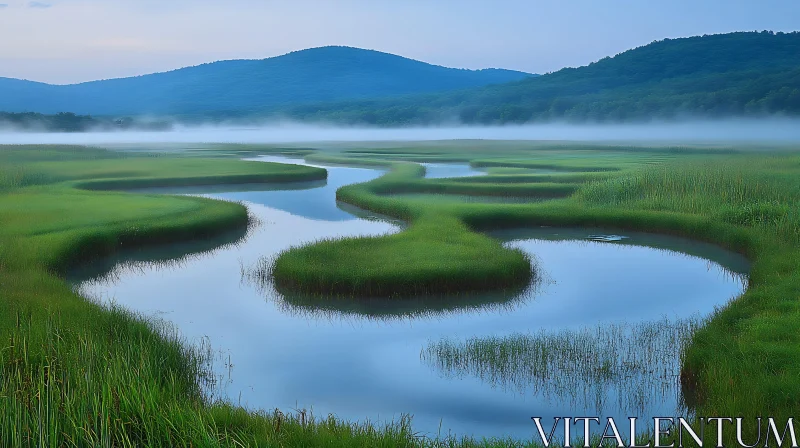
[0,46,532,116]
[281,31,800,124]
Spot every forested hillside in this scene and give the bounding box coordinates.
[3,32,798,127]
[278,31,800,124]
[0,46,532,116]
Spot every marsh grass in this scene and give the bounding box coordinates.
[5,142,800,446]
[422,317,703,416]
[268,148,664,299]
[470,160,623,173]
[382,193,541,204]
[448,172,613,184]
[244,253,547,321]
[270,215,534,297]
[270,145,800,445]
[75,220,254,289]
[376,180,579,199]
[577,156,800,244]
[0,279,218,447]
[3,145,440,447]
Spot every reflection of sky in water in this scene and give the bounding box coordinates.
[72,157,748,442]
[207,168,380,221]
[223,156,386,221]
[422,162,486,179]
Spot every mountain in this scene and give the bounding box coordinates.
[278,31,800,124]
[4,32,798,126]
[0,46,533,116]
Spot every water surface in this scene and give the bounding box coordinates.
[421,162,486,179]
[71,156,748,441]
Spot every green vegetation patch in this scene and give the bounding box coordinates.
[4,141,800,446]
[276,32,800,124]
[423,317,701,414]
[270,143,800,445]
[382,193,540,204]
[0,145,357,446]
[271,215,532,297]
[269,146,676,298]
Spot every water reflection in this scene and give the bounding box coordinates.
[422,163,486,179]
[199,167,378,221]
[490,227,750,288]
[421,316,702,418]
[70,157,750,441]
[242,259,549,321]
[68,222,253,285]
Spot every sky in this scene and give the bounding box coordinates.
[1,0,799,85]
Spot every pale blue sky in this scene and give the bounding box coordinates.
[1,0,798,84]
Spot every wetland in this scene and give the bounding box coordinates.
[70,155,748,440]
[2,140,797,447]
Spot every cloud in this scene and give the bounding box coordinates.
[28,1,52,8]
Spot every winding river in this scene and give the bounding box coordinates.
[69,156,749,441]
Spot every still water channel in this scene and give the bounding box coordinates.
[69,156,748,441]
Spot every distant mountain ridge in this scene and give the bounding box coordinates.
[3,32,799,126]
[0,46,534,116]
[278,31,800,124]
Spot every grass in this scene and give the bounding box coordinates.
[269,148,660,297]
[0,145,426,447]
[269,215,532,297]
[266,143,800,445]
[245,254,544,321]
[422,316,702,416]
[572,156,800,426]
[380,193,539,204]
[3,141,800,446]
[376,179,580,199]
[0,144,563,447]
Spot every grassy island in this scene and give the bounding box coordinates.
[271,142,800,446]
[2,142,799,447]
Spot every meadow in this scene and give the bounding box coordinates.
[1,141,799,446]
[269,145,683,297]
[273,141,800,444]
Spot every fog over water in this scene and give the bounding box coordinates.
[2,119,800,145]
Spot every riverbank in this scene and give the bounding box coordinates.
[2,143,798,446]
[273,145,800,445]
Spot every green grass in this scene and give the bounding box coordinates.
[381,193,539,204]
[0,146,425,447]
[270,215,532,297]
[422,317,701,415]
[373,178,580,199]
[267,143,800,445]
[4,141,800,446]
[0,144,563,447]
[269,147,665,297]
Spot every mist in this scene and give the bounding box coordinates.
[2,119,800,146]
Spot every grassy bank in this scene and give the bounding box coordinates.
[270,156,540,297]
[270,215,532,297]
[1,146,419,447]
[1,145,541,447]
[269,144,800,445]
[4,142,800,446]
[270,148,663,297]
